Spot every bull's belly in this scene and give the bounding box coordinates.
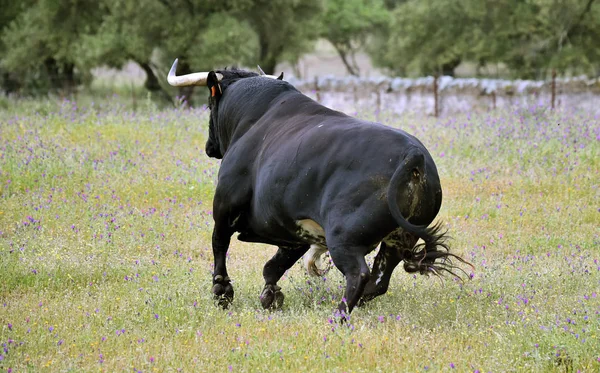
[295,219,327,246]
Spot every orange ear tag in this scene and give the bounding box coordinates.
[211,86,217,97]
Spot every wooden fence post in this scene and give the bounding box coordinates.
[551,69,557,110]
[433,75,439,117]
[314,76,320,102]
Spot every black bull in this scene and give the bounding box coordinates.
[195,69,470,316]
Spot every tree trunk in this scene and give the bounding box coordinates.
[43,58,61,91]
[138,61,173,105]
[174,60,195,106]
[258,58,278,75]
[258,37,279,74]
[139,62,161,91]
[43,58,78,94]
[1,71,20,94]
[62,62,76,96]
[334,45,359,76]
[440,58,461,77]
[259,48,278,74]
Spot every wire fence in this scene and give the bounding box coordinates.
[288,73,600,116]
[4,72,600,116]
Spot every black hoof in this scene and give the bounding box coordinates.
[260,284,284,310]
[212,275,234,309]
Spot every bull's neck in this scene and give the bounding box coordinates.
[216,116,253,156]
[215,95,289,156]
[215,85,305,157]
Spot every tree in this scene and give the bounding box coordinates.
[372,0,600,78]
[78,0,164,94]
[464,0,600,79]
[514,0,599,77]
[381,0,474,76]
[0,0,35,93]
[321,0,390,76]
[1,0,321,97]
[76,0,260,103]
[1,0,102,93]
[234,0,323,74]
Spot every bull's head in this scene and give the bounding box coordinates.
[167,59,282,159]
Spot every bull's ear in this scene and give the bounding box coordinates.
[277,72,284,80]
[206,71,222,98]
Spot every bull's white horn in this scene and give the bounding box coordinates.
[167,58,223,87]
[263,73,281,79]
[167,58,281,86]
[255,64,281,79]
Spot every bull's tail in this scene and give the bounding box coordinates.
[387,150,473,279]
[303,244,330,277]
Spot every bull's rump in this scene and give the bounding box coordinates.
[239,115,441,248]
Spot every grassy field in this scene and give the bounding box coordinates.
[0,95,598,372]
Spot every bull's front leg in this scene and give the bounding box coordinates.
[328,246,371,317]
[211,225,234,308]
[211,199,237,308]
[209,172,254,309]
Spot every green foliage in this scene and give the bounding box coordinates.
[462,0,600,78]
[371,0,600,78]
[1,0,102,93]
[185,14,258,70]
[0,0,33,92]
[322,0,390,76]
[378,0,470,76]
[0,0,322,94]
[233,0,323,74]
[77,0,164,70]
[1,0,599,95]
[77,0,258,102]
[155,0,259,71]
[509,0,600,77]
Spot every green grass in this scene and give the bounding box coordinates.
[1,96,598,372]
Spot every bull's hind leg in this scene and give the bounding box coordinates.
[260,245,309,310]
[361,230,418,304]
[328,246,371,316]
[360,242,401,304]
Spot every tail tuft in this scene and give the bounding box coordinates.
[402,222,474,280]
